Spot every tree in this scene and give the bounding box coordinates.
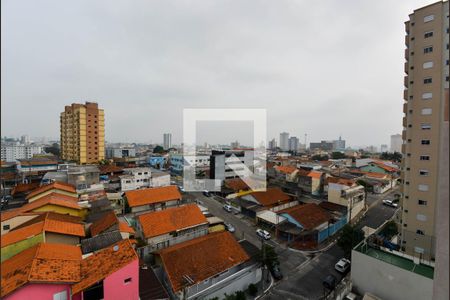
[337,224,365,257]
[257,244,279,267]
[248,284,258,296]
[44,143,60,157]
[223,291,246,300]
[380,221,398,239]
[380,151,402,162]
[331,152,346,159]
[153,145,164,153]
[311,154,329,161]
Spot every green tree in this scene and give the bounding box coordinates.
[153,145,164,153]
[337,224,365,257]
[44,143,60,157]
[331,152,346,159]
[248,284,258,296]
[380,221,398,239]
[257,244,279,267]
[311,154,329,161]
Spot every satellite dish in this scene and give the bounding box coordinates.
[113,245,119,251]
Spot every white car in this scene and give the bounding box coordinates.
[223,204,233,212]
[335,258,351,273]
[256,229,271,240]
[382,199,398,208]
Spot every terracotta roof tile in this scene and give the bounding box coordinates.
[157,231,249,292]
[279,203,331,230]
[1,193,82,222]
[1,243,82,297]
[2,214,85,247]
[11,182,40,196]
[248,187,291,207]
[99,165,124,174]
[307,171,323,179]
[119,221,135,235]
[326,176,355,187]
[26,182,76,200]
[138,204,207,238]
[71,239,138,295]
[90,211,118,237]
[125,185,181,208]
[274,165,298,174]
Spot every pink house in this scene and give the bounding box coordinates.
[1,240,139,300]
[1,243,82,300]
[72,239,139,300]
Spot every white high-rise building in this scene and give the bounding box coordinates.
[288,136,299,152]
[1,144,42,162]
[268,138,277,150]
[380,144,389,153]
[390,134,402,153]
[163,133,172,150]
[279,132,289,151]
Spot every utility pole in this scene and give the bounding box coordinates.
[261,237,267,291]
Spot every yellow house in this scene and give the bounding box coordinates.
[26,181,78,202]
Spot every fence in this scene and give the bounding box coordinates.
[318,216,348,243]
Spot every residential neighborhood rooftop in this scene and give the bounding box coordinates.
[125,185,181,207]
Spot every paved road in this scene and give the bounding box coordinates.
[181,183,399,300]
[262,188,399,300]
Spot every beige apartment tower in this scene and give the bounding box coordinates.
[401,1,449,299]
[60,102,105,164]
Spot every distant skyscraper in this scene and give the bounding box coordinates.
[230,140,240,149]
[380,144,388,153]
[268,138,277,150]
[390,134,402,152]
[279,132,289,151]
[163,133,172,149]
[20,135,30,145]
[288,136,299,152]
[333,136,346,151]
[60,102,105,164]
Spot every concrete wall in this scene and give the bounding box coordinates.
[351,249,433,300]
[1,215,39,235]
[32,204,87,219]
[45,232,80,245]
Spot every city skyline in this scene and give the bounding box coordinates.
[1,0,434,146]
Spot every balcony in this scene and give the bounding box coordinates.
[403,103,408,114]
[405,21,410,34]
[405,49,409,60]
[403,89,408,100]
[401,144,406,153]
[404,62,409,74]
[404,76,408,87]
[405,35,409,47]
[402,130,407,140]
[402,117,407,127]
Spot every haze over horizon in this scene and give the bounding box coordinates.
[1,0,434,147]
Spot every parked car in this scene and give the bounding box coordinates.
[223,204,233,212]
[344,292,358,300]
[195,199,204,205]
[203,190,211,197]
[1,195,12,204]
[382,199,398,208]
[256,228,271,240]
[322,274,337,289]
[269,263,283,280]
[224,222,235,233]
[178,186,185,193]
[335,258,351,273]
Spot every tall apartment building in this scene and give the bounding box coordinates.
[279,132,289,151]
[163,133,172,149]
[60,102,105,164]
[288,136,299,152]
[401,2,449,298]
[268,138,277,150]
[1,144,42,162]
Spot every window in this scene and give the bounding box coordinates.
[416,230,425,235]
[421,140,430,145]
[424,31,433,38]
[423,61,433,69]
[124,277,132,284]
[421,123,432,130]
[3,224,10,230]
[420,155,430,160]
[53,291,67,300]
[423,14,434,22]
[424,46,433,53]
[422,92,432,99]
[419,170,429,176]
[418,184,429,191]
[421,108,432,115]
[418,200,428,205]
[416,214,427,221]
[423,78,432,84]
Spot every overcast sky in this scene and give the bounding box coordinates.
[1,0,434,147]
